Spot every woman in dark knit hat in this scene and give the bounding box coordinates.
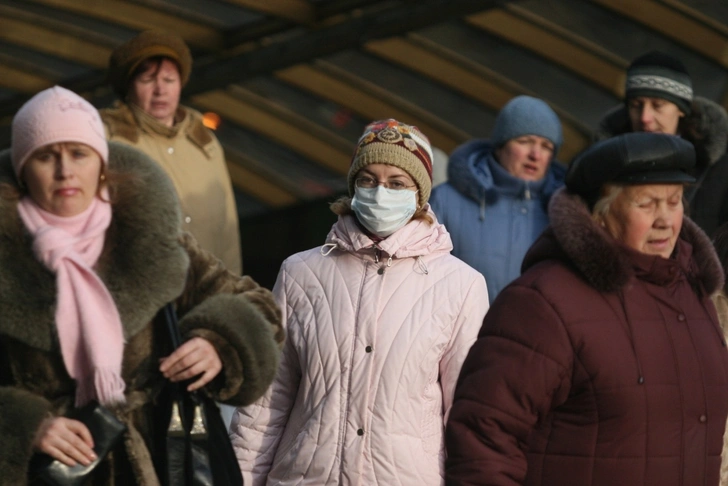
[446,132,728,485]
[100,30,242,276]
[595,50,728,237]
[230,119,488,485]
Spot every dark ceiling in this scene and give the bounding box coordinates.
[1,0,727,218]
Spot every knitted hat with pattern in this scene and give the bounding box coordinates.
[490,95,563,156]
[12,86,108,179]
[626,51,693,115]
[348,119,433,207]
[108,30,192,99]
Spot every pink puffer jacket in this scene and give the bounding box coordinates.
[230,209,489,485]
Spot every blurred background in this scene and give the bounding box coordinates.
[1,0,727,287]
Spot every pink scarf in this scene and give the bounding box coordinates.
[18,196,126,407]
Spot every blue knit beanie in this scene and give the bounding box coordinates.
[490,95,563,156]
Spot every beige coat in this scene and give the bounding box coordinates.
[101,102,242,274]
[713,290,728,486]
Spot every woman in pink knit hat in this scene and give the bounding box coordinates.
[0,86,283,485]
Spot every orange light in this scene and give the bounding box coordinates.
[202,112,221,130]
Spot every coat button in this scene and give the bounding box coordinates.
[365,345,372,353]
[185,216,192,224]
[699,415,707,423]
[357,428,364,436]
[167,147,174,154]
[520,207,527,214]
[677,314,686,322]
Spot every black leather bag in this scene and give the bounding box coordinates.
[152,304,243,486]
[28,401,127,486]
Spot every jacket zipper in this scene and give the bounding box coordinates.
[337,248,378,482]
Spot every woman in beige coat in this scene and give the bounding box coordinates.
[100,30,241,275]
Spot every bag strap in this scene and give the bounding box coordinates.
[160,303,216,486]
[163,303,184,350]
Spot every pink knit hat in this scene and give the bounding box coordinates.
[11,86,108,179]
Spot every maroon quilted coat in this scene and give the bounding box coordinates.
[446,188,728,486]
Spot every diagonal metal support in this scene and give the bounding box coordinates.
[188,0,506,96]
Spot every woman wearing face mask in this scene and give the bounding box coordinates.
[230,119,489,485]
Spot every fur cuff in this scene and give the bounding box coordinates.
[0,388,52,485]
[179,294,280,406]
[185,328,243,401]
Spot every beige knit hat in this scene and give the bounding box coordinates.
[348,119,433,207]
[108,30,192,98]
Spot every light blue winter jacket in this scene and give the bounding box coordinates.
[429,139,566,303]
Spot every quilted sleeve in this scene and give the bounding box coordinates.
[439,272,489,424]
[229,265,302,486]
[445,284,573,486]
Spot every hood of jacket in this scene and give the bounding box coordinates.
[595,96,728,168]
[446,139,566,206]
[522,188,723,295]
[325,206,453,260]
[0,142,189,351]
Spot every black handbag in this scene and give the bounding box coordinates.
[153,303,243,486]
[28,401,127,486]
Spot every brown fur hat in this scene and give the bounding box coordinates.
[108,30,192,98]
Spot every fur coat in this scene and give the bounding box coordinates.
[0,143,283,486]
[446,188,728,485]
[595,96,728,237]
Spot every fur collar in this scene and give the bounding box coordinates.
[595,97,728,168]
[522,188,723,294]
[0,142,189,351]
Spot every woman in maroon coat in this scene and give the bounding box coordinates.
[446,132,728,486]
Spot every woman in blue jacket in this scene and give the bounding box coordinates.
[430,95,565,303]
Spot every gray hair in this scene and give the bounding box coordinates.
[591,184,624,222]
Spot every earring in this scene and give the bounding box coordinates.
[100,174,106,181]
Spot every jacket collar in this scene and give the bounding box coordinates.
[102,101,214,155]
[0,143,189,350]
[522,188,723,295]
[595,96,728,168]
[326,206,453,260]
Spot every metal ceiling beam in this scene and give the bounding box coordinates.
[191,88,353,175]
[187,0,507,96]
[364,35,591,161]
[275,61,469,153]
[466,6,628,97]
[0,63,53,93]
[222,0,315,24]
[0,15,112,68]
[29,0,223,50]
[591,0,728,67]
[225,156,299,207]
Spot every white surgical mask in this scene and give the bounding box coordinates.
[351,186,417,237]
